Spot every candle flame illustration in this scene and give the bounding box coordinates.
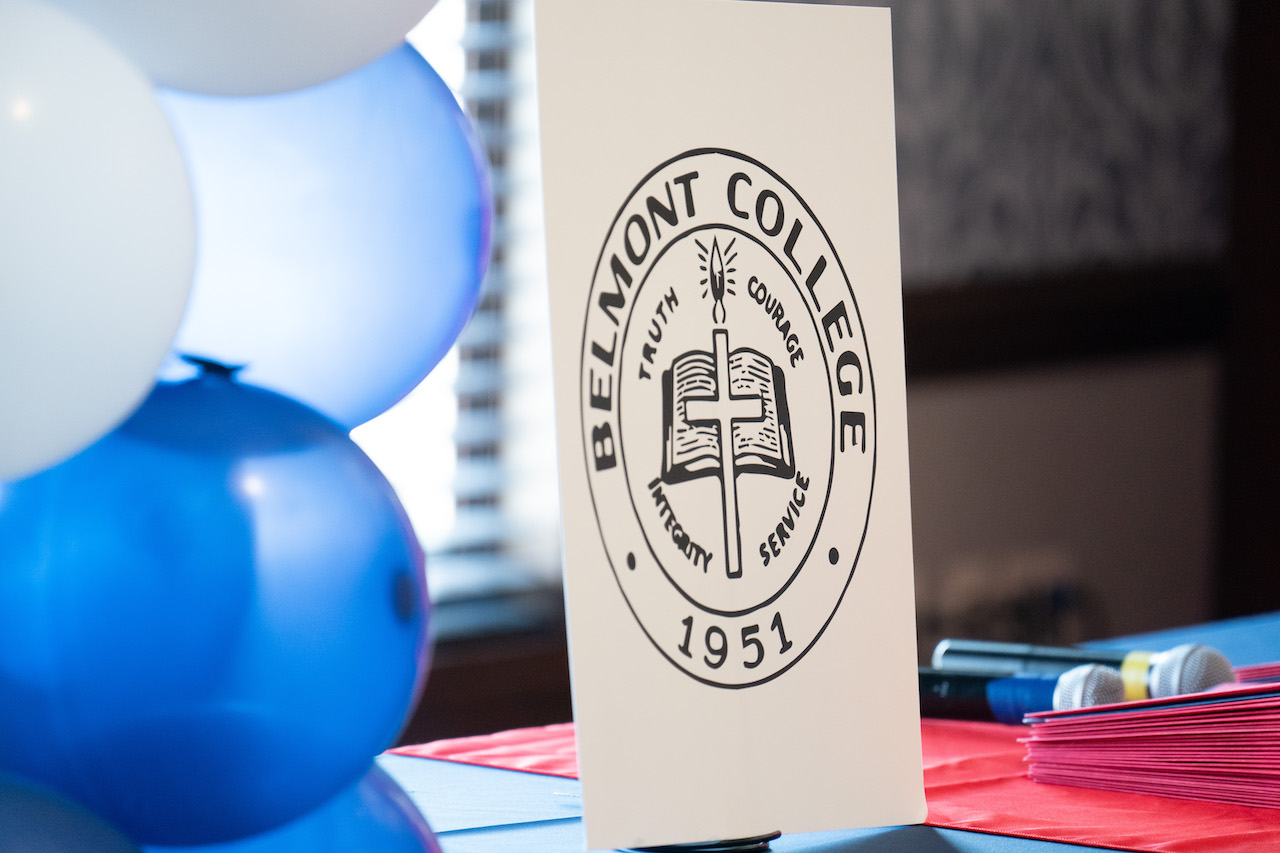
[709,237,727,323]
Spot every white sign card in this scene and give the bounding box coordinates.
[535,0,925,848]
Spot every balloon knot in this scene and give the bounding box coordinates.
[180,354,246,379]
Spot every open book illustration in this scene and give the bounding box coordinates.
[662,338,795,484]
[660,329,796,579]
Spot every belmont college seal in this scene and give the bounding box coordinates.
[579,149,876,687]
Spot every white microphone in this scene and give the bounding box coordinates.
[919,664,1125,724]
[931,639,1234,700]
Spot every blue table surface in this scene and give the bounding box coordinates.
[380,611,1280,853]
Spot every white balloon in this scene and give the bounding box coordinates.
[46,0,442,96]
[0,0,195,482]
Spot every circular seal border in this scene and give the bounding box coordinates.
[577,148,879,688]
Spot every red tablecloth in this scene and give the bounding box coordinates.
[390,720,1280,851]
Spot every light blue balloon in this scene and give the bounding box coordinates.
[0,774,140,853]
[0,365,431,846]
[145,766,441,853]
[157,44,492,429]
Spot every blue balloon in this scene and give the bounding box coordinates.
[0,774,140,853]
[156,44,492,429]
[145,765,441,853]
[0,364,430,846]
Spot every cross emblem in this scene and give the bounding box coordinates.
[684,328,765,579]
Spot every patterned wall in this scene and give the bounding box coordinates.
[778,0,1234,284]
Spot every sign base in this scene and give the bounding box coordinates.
[630,831,782,852]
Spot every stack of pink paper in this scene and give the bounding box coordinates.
[1022,681,1280,809]
[1235,661,1280,683]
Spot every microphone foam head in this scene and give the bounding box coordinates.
[1150,643,1234,698]
[1053,663,1125,710]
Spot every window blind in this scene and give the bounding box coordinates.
[358,0,562,625]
